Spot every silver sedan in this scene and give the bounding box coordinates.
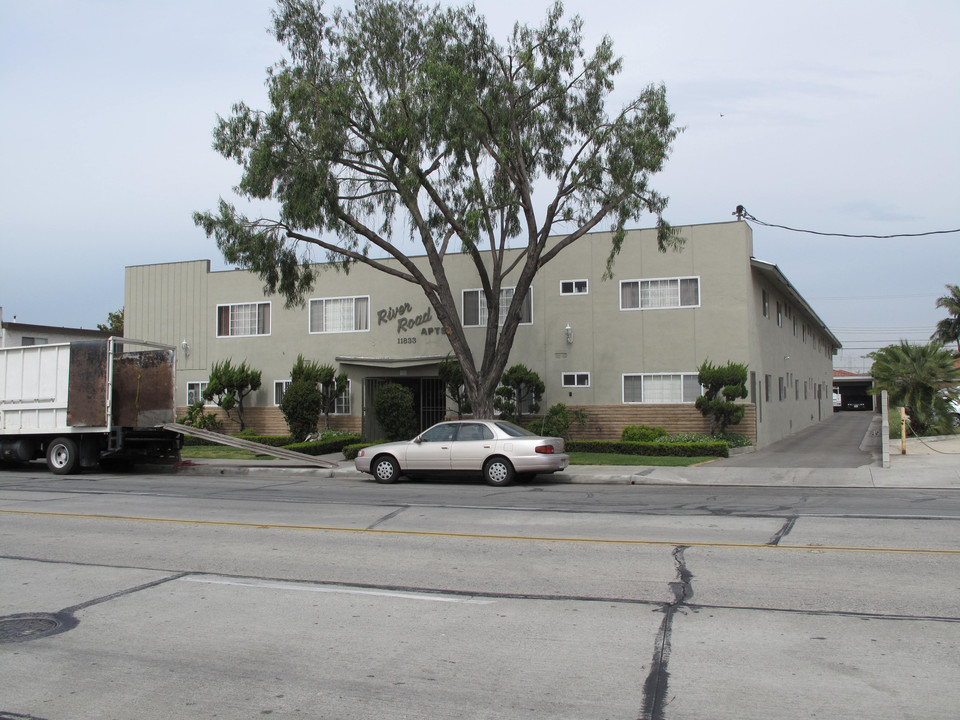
[354,419,569,486]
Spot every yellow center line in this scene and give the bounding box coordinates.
[2,508,959,556]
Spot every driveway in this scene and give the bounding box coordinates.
[720,411,879,468]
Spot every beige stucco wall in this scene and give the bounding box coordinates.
[124,221,838,446]
[746,265,837,446]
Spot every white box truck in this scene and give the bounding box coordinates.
[0,338,181,473]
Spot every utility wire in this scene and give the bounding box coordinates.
[734,206,960,238]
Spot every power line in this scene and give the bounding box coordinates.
[734,206,960,238]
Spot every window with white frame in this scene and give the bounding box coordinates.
[217,302,271,337]
[334,380,352,414]
[560,279,588,295]
[187,381,209,405]
[620,277,699,310]
[562,372,590,387]
[309,296,369,333]
[21,336,48,346]
[274,380,292,406]
[462,287,532,327]
[622,373,701,403]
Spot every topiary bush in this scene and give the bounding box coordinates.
[695,359,748,435]
[280,379,322,442]
[373,383,418,442]
[527,403,571,439]
[621,425,667,442]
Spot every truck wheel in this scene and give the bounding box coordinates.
[47,437,80,475]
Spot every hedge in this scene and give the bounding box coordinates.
[566,439,729,458]
[183,433,294,447]
[621,425,667,442]
[342,443,375,461]
[182,432,361,455]
[284,434,362,456]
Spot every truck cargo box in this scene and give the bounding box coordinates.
[0,338,179,473]
[0,339,176,434]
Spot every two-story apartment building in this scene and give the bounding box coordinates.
[124,220,840,447]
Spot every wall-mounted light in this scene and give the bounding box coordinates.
[565,324,573,344]
[181,339,190,359]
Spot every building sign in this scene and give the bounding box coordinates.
[377,302,444,343]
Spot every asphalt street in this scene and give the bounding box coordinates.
[2,436,959,719]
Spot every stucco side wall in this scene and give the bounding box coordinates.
[747,269,836,446]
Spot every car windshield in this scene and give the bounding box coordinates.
[494,420,538,437]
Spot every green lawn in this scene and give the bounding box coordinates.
[181,445,718,467]
[180,446,277,460]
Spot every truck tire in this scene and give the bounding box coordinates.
[47,437,80,475]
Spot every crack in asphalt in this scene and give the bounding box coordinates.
[367,506,409,529]
[638,546,693,720]
[766,516,798,545]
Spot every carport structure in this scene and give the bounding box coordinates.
[833,369,875,411]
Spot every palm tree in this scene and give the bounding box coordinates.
[869,341,960,434]
[931,283,960,353]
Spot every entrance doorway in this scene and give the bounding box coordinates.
[361,377,446,440]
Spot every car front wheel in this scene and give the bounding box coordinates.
[372,455,400,484]
[483,456,514,487]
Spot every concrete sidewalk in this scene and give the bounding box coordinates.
[175,434,960,488]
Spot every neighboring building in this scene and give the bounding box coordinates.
[0,307,111,348]
[124,220,840,447]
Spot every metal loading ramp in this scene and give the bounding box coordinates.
[164,423,340,468]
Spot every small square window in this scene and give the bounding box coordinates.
[561,372,590,387]
[187,381,209,406]
[560,280,588,295]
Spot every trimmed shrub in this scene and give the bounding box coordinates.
[182,432,294,447]
[621,425,667,442]
[527,403,571,439]
[342,443,375,461]
[280,379,322,442]
[696,359,748,434]
[374,383,418,441]
[494,364,544,425]
[284,433,361,456]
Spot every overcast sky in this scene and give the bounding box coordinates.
[2,0,957,370]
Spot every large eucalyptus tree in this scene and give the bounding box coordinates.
[195,0,681,417]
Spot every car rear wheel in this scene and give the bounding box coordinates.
[372,455,400,484]
[483,456,514,487]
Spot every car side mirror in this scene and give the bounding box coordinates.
[414,437,422,444]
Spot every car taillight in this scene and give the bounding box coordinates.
[535,444,555,454]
